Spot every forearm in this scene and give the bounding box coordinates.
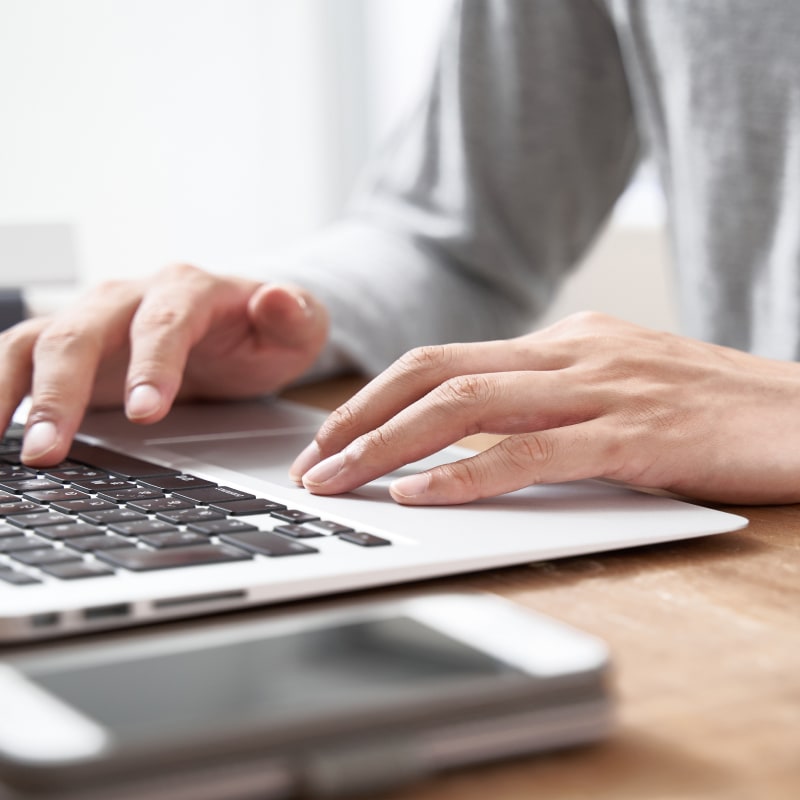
[267,0,640,377]
[265,220,537,377]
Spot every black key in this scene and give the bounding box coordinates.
[0,467,37,482]
[0,426,23,441]
[156,507,225,525]
[0,536,48,553]
[65,534,131,552]
[0,478,61,494]
[44,466,110,483]
[72,478,135,492]
[303,519,355,535]
[220,530,318,557]
[338,531,392,547]
[8,511,74,529]
[23,488,91,504]
[1,424,24,440]
[272,524,324,539]
[138,474,216,492]
[0,570,42,586]
[52,498,117,515]
[79,508,147,525]
[11,548,82,567]
[41,562,115,580]
[172,486,255,504]
[187,518,258,536]
[139,531,211,549]
[96,544,251,572]
[0,523,22,538]
[0,501,45,517]
[270,509,320,525]
[0,490,21,503]
[34,523,104,540]
[67,441,179,479]
[97,487,164,503]
[108,519,178,537]
[209,498,287,516]
[127,497,194,514]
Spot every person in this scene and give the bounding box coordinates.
[2,1,800,506]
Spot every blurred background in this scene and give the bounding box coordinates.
[0,0,676,332]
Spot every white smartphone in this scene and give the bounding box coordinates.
[0,593,612,799]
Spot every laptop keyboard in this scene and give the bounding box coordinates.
[0,426,390,587]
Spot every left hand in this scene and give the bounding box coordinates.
[289,312,800,505]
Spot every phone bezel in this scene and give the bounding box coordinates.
[0,593,611,793]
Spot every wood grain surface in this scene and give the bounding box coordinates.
[284,378,800,800]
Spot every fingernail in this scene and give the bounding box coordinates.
[127,384,162,419]
[289,440,322,484]
[293,292,314,320]
[22,420,58,461]
[391,472,431,500]
[302,451,345,488]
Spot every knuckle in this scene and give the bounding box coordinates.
[28,390,66,422]
[157,262,206,283]
[436,374,494,409]
[135,302,190,333]
[318,402,362,441]
[397,344,452,376]
[501,433,555,474]
[34,323,92,359]
[90,278,133,299]
[547,310,612,339]
[440,457,485,499]
[360,425,395,453]
[159,261,206,278]
[0,319,37,357]
[566,310,610,329]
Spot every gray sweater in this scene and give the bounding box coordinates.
[271,0,800,375]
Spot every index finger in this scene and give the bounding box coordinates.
[299,369,592,496]
[289,337,571,482]
[0,317,46,434]
[22,282,142,465]
[123,265,257,423]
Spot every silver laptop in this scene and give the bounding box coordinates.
[0,397,747,642]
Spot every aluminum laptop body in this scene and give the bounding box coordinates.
[0,398,748,642]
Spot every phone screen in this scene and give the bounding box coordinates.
[25,616,522,746]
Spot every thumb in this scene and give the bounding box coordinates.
[247,283,329,349]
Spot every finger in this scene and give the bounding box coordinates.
[124,266,252,423]
[0,318,46,432]
[290,338,573,481]
[301,370,595,495]
[389,419,618,505]
[23,284,142,464]
[248,283,329,350]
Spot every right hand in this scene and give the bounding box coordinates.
[0,263,329,466]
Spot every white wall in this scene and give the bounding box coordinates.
[0,0,677,333]
[0,0,351,285]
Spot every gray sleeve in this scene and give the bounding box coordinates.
[268,0,639,377]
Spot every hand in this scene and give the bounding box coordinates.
[290,312,800,505]
[0,263,329,466]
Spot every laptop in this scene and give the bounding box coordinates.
[0,396,747,642]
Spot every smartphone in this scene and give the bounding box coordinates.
[0,593,612,799]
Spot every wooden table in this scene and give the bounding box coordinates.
[1,378,796,800]
[282,377,800,800]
